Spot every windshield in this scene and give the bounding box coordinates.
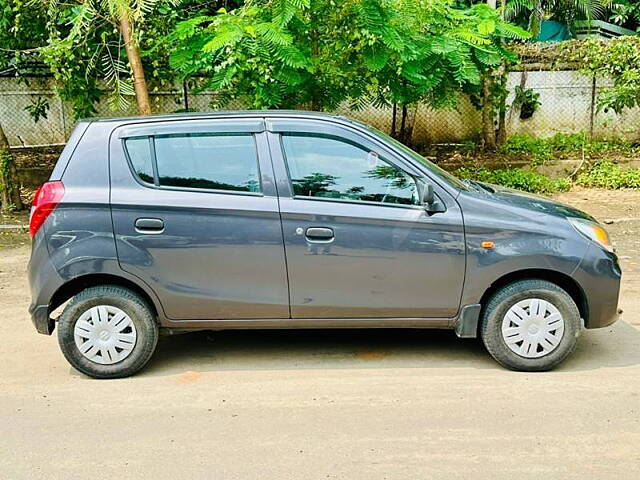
[364,125,472,191]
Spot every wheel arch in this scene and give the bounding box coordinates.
[49,273,161,319]
[478,269,588,328]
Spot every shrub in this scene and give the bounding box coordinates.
[489,133,637,161]
[498,134,552,162]
[548,133,637,156]
[576,162,640,189]
[457,167,571,194]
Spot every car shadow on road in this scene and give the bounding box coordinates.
[139,318,640,377]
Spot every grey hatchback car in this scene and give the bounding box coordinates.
[28,111,621,378]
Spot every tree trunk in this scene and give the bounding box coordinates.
[405,104,418,147]
[481,76,496,151]
[400,104,408,143]
[0,123,23,211]
[391,103,397,138]
[120,16,152,115]
[495,62,508,147]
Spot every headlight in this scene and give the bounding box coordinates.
[568,217,614,253]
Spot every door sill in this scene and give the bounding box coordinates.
[160,317,454,330]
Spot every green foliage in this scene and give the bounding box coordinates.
[168,0,529,110]
[498,134,552,162]
[609,0,640,32]
[497,133,638,163]
[577,161,640,189]
[0,0,48,74]
[39,0,192,117]
[513,85,540,119]
[24,96,50,123]
[504,0,610,36]
[457,166,572,193]
[548,132,637,155]
[555,37,640,114]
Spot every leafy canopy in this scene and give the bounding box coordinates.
[556,36,640,113]
[168,0,529,110]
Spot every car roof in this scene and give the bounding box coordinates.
[85,110,356,126]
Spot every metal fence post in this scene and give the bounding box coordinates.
[589,75,596,139]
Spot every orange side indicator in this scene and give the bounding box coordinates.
[481,241,495,249]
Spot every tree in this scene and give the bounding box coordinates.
[167,0,370,110]
[42,0,181,116]
[373,2,528,145]
[0,123,23,212]
[168,0,528,145]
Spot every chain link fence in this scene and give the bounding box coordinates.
[1,72,639,148]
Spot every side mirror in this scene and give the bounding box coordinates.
[419,181,446,214]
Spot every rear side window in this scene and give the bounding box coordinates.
[123,133,261,193]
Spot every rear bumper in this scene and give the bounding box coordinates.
[27,231,63,335]
[573,244,622,329]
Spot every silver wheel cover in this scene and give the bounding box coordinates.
[501,298,565,359]
[74,305,137,365]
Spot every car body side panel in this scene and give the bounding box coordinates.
[266,119,466,319]
[44,122,120,289]
[456,192,590,309]
[109,120,290,321]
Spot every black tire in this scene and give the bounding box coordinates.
[480,279,581,372]
[57,285,159,379]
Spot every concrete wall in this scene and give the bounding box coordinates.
[1,72,639,147]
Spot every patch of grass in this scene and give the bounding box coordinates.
[577,161,640,189]
[548,133,637,156]
[498,134,552,163]
[496,133,638,163]
[457,167,572,194]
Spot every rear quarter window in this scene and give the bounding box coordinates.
[124,137,154,184]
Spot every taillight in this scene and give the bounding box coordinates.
[29,181,65,238]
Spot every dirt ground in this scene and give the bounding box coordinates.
[1,188,639,479]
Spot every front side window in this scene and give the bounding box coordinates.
[123,133,261,193]
[281,134,418,205]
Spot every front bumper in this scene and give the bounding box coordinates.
[29,304,55,335]
[573,244,622,329]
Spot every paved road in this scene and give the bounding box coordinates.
[1,246,639,479]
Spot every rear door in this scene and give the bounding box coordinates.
[110,118,289,321]
[266,118,465,319]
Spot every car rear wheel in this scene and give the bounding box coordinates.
[480,279,581,371]
[57,285,158,378]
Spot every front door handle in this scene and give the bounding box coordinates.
[305,227,334,243]
[135,218,164,233]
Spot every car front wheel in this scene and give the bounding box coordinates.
[480,279,581,371]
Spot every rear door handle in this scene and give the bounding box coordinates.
[305,227,334,243]
[135,218,164,233]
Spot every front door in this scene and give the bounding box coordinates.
[110,119,289,321]
[267,119,465,319]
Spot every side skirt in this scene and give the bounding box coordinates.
[159,317,454,331]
